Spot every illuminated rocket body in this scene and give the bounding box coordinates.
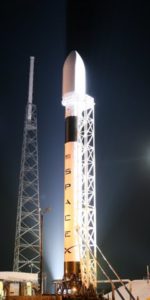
[62,51,85,279]
[62,51,96,288]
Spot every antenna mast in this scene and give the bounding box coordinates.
[27,56,35,120]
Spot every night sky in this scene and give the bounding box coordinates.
[1,0,150,288]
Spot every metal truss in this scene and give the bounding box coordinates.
[78,95,97,288]
[13,103,41,274]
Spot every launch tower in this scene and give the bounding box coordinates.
[62,51,96,291]
[13,57,41,275]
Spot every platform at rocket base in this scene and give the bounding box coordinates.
[62,51,96,289]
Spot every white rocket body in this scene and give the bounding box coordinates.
[62,51,86,278]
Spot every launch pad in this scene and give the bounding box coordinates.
[52,278,97,298]
[5,296,62,300]
[1,51,148,300]
[5,52,138,300]
[5,295,104,300]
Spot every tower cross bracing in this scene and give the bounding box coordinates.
[78,95,97,288]
[13,57,41,275]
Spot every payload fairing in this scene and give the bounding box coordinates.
[62,51,96,288]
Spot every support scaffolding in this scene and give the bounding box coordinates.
[78,95,96,288]
[13,57,41,276]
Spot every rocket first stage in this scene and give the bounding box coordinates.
[62,51,96,288]
[62,51,84,280]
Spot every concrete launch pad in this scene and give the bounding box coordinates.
[107,280,150,300]
[5,296,62,300]
[5,296,103,300]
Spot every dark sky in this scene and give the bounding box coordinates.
[0,0,150,287]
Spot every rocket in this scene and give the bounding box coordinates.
[62,51,86,281]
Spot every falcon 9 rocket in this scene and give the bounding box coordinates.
[62,51,96,288]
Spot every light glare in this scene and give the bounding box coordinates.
[75,52,86,95]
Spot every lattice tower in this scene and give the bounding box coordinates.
[78,95,97,288]
[13,57,41,274]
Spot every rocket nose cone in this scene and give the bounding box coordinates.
[62,51,86,97]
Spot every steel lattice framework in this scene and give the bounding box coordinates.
[13,58,41,275]
[78,95,97,288]
[13,103,41,273]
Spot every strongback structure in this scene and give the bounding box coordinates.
[79,97,96,288]
[62,51,96,291]
[13,57,41,275]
